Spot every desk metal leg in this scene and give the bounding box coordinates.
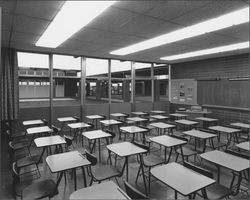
[179,145,185,163]
[81,167,87,188]
[98,138,101,161]
[121,157,128,181]
[217,165,220,183]
[139,154,148,195]
[174,190,178,200]
[74,168,77,190]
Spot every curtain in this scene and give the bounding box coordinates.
[1,47,19,121]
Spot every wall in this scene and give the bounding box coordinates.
[171,53,250,123]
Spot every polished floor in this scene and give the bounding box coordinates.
[1,126,249,200]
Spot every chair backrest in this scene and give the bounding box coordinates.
[123,180,149,199]
[137,125,150,132]
[105,130,116,139]
[199,128,216,134]
[132,141,149,152]
[52,125,60,135]
[74,116,80,122]
[85,150,97,166]
[171,135,188,142]
[225,149,249,160]
[8,141,14,150]
[64,135,73,147]
[100,115,106,120]
[42,119,48,126]
[183,161,213,179]
[12,162,20,184]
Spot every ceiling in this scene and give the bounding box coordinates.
[1,0,249,64]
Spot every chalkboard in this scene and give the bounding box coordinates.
[197,79,250,108]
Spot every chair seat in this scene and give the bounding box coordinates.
[176,147,197,156]
[17,155,40,168]
[206,183,231,199]
[146,125,155,130]
[92,164,121,181]
[12,131,26,138]
[143,155,164,167]
[13,141,30,150]
[22,179,58,199]
[12,138,29,145]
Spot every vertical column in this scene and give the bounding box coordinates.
[131,61,135,111]
[123,80,130,102]
[168,64,171,102]
[108,59,111,118]
[96,80,101,100]
[151,63,154,109]
[81,57,86,121]
[49,54,53,127]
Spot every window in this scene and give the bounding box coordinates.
[154,64,169,101]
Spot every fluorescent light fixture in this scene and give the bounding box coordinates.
[110,7,249,55]
[160,41,249,61]
[36,1,115,48]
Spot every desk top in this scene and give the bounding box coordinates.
[150,110,166,114]
[107,142,147,157]
[230,122,250,129]
[57,117,76,122]
[150,135,187,147]
[110,113,128,117]
[126,117,147,122]
[175,119,199,126]
[27,126,52,135]
[34,135,66,147]
[100,119,122,125]
[176,110,212,114]
[69,181,130,200]
[68,122,91,129]
[82,130,111,140]
[46,151,90,173]
[150,122,176,129]
[200,150,249,172]
[86,115,104,119]
[120,126,147,133]
[131,111,148,116]
[208,126,240,133]
[151,162,215,196]
[150,115,169,120]
[23,119,44,126]
[236,141,250,151]
[183,129,217,139]
[196,117,218,122]
[170,113,187,117]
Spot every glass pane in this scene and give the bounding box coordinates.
[111,79,131,103]
[135,62,151,77]
[86,58,109,104]
[154,64,169,101]
[111,60,131,78]
[53,55,81,106]
[18,52,50,108]
[135,80,152,103]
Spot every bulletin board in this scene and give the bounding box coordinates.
[171,79,197,105]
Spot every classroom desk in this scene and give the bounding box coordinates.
[149,135,186,163]
[170,113,187,120]
[110,113,128,120]
[100,119,123,133]
[176,110,212,119]
[69,181,131,200]
[131,111,148,116]
[236,141,250,151]
[57,117,77,131]
[23,119,44,126]
[150,110,166,114]
[175,119,199,130]
[86,115,105,129]
[27,126,53,144]
[82,130,111,161]
[120,126,147,142]
[149,122,176,135]
[230,122,250,130]
[195,117,218,128]
[46,151,90,191]
[126,117,147,125]
[200,150,249,185]
[34,135,66,162]
[208,125,241,146]
[150,115,169,121]
[68,122,91,143]
[182,129,217,152]
[151,162,215,199]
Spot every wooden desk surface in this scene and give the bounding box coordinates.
[34,135,66,147]
[150,122,176,129]
[27,126,52,135]
[106,142,147,157]
[236,141,250,151]
[120,126,147,133]
[126,117,147,122]
[196,117,218,122]
[100,119,122,125]
[82,130,111,140]
[57,117,76,122]
[200,150,249,172]
[69,181,131,200]
[150,135,187,147]
[110,113,127,117]
[230,122,250,129]
[86,115,104,119]
[151,162,215,196]
[151,110,166,114]
[175,119,199,126]
[150,115,169,120]
[131,111,147,115]
[208,126,240,133]
[23,119,44,126]
[46,151,90,173]
[68,122,91,129]
[183,129,217,139]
